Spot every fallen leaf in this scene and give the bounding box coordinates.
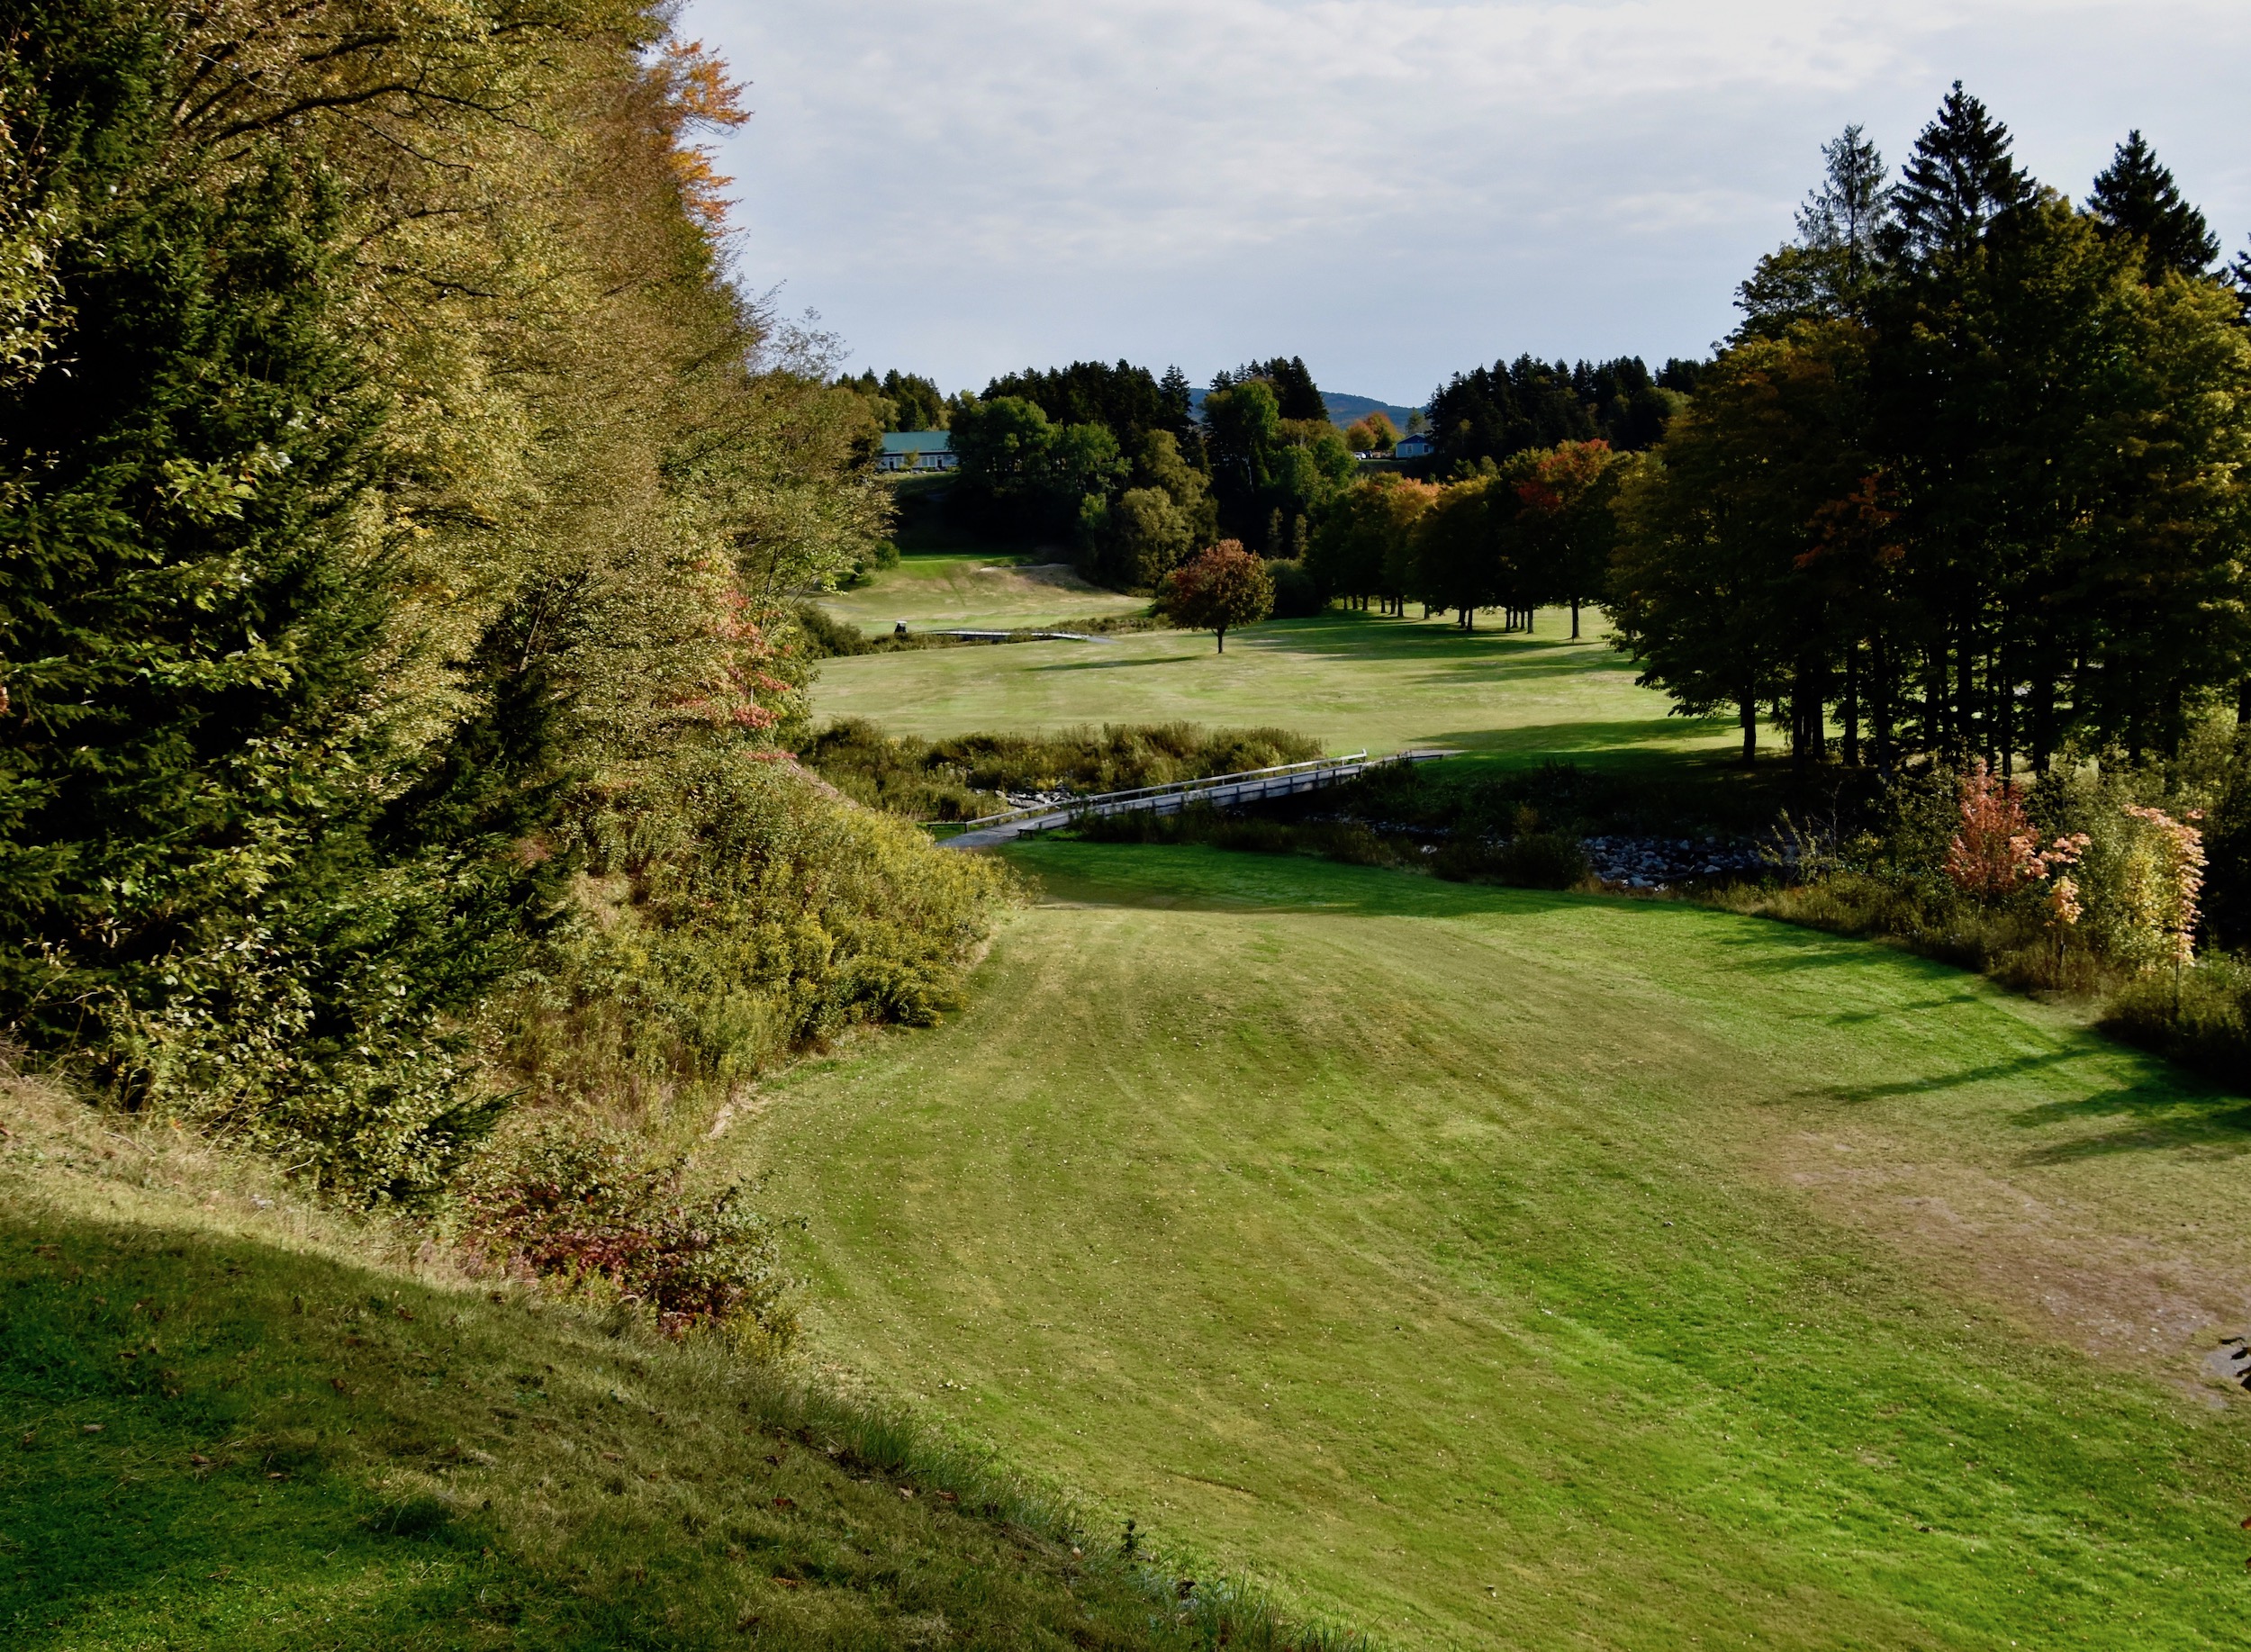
[189,1454,212,1467]
[772,1495,795,1510]
[772,1576,801,1590]
[81,1424,103,1434]
[897,1486,915,1500]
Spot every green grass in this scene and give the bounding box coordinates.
[817,552,1150,636]
[714,842,2251,1649]
[811,607,1737,766]
[0,1088,1326,1651]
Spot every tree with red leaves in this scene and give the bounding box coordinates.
[1162,540,1273,654]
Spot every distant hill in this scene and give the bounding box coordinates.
[1189,386,1422,431]
[1318,391,1424,432]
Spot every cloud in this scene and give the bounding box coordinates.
[685,1,2251,402]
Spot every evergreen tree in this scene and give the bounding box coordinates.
[2087,131,2219,281]
[1156,364,1202,461]
[1214,357,1327,423]
[0,0,567,1193]
[1740,124,1893,338]
[1798,124,1892,296]
[1883,82,2035,268]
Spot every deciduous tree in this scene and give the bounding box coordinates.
[1162,540,1273,653]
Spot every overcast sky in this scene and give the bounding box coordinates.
[683,2,2251,406]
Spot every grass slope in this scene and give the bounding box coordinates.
[818,554,1149,636]
[0,1090,1315,1651]
[716,843,2251,1650]
[810,609,1735,766]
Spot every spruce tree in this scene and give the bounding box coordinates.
[1797,124,1892,300]
[1884,82,2035,268]
[0,0,566,1197]
[2087,131,2219,281]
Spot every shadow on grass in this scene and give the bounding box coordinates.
[1416,718,1737,760]
[1009,842,1575,918]
[2008,1073,2251,1163]
[1235,612,1607,665]
[1030,651,1204,673]
[1812,1048,2094,1101]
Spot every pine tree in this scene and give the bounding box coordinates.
[2087,131,2219,281]
[1798,124,1891,302]
[1885,82,2035,268]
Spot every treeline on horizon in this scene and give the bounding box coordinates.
[838,346,1706,594]
[861,86,2251,793]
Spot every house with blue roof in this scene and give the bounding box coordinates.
[879,429,956,473]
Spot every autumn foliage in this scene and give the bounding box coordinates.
[1163,539,1275,652]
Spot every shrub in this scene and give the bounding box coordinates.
[2099,952,2251,1088]
[1499,832,1592,889]
[502,751,1014,1123]
[803,720,1324,822]
[791,602,874,658]
[462,1122,798,1347]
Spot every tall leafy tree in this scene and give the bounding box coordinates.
[2087,131,2219,281]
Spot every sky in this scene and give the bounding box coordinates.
[683,2,2251,406]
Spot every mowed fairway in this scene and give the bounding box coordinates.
[818,552,1150,636]
[720,844,2251,1650]
[813,605,1737,762]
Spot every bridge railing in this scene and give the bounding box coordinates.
[940,748,1449,836]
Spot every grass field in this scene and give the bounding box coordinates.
[0,1087,1302,1651]
[817,552,1150,636]
[716,842,2251,1649]
[813,605,1738,765]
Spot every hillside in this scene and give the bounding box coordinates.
[710,842,2251,1648]
[0,1080,1342,1650]
[819,553,1150,636]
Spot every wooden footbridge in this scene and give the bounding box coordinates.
[936,749,1451,850]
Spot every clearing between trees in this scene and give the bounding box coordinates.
[819,552,1152,636]
[713,841,2251,1650]
[811,599,1735,768]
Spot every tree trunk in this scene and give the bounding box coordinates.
[1871,636,1893,773]
[1842,641,1861,768]
[1740,694,1758,765]
[1925,647,1944,751]
[1216,627,1225,654]
[1957,611,1977,762]
[1570,599,1580,639]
